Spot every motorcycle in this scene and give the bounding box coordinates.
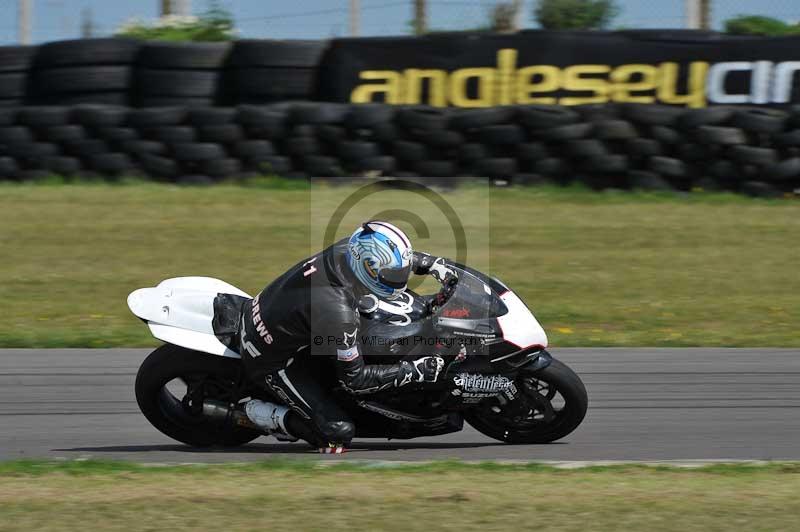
[127,262,588,448]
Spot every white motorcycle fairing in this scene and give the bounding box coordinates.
[496,291,549,351]
[127,277,250,359]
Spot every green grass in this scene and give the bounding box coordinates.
[0,180,798,347]
[1,459,800,531]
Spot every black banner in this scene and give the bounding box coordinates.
[317,30,800,108]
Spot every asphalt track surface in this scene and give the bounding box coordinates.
[1,348,799,463]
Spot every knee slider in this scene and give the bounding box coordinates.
[320,420,355,443]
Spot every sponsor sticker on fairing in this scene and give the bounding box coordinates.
[453,373,513,393]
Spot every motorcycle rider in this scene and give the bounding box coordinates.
[239,220,458,453]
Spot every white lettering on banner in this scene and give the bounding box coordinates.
[751,61,773,105]
[707,61,792,105]
[774,62,800,103]
[707,61,752,104]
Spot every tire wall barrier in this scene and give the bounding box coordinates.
[4,32,800,111]
[0,34,799,193]
[1,101,799,195]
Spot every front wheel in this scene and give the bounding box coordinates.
[464,358,588,444]
[135,344,261,447]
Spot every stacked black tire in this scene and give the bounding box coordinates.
[29,39,139,106]
[225,40,326,104]
[0,38,327,107]
[134,42,231,107]
[0,46,37,107]
[0,104,135,180]
[1,102,800,195]
[0,104,300,182]
[229,102,800,195]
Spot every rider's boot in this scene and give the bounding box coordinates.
[244,399,298,442]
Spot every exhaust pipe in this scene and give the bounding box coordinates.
[202,399,262,432]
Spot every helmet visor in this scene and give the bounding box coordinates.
[378,263,411,289]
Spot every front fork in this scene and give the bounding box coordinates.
[489,350,555,421]
[437,349,553,409]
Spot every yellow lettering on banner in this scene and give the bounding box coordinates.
[496,48,517,106]
[350,71,403,104]
[515,65,560,104]
[610,64,657,103]
[657,62,709,108]
[449,67,495,107]
[403,69,447,106]
[350,55,717,108]
[560,65,612,105]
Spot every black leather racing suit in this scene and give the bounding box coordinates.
[239,238,439,447]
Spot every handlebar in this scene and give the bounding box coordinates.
[426,271,459,317]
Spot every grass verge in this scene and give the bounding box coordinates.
[1,459,799,531]
[0,180,798,347]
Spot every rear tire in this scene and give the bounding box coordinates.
[135,344,260,447]
[464,358,588,444]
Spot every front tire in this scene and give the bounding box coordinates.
[464,358,588,444]
[135,344,261,447]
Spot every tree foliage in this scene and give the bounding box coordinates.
[116,2,235,42]
[533,0,619,30]
[725,15,800,36]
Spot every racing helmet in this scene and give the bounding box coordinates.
[346,220,413,300]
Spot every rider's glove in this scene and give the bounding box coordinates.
[412,251,436,275]
[428,258,457,285]
[395,356,445,387]
[413,252,457,284]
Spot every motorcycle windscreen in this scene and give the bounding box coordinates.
[438,266,507,321]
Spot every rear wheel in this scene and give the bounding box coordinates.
[135,344,260,447]
[464,358,588,444]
